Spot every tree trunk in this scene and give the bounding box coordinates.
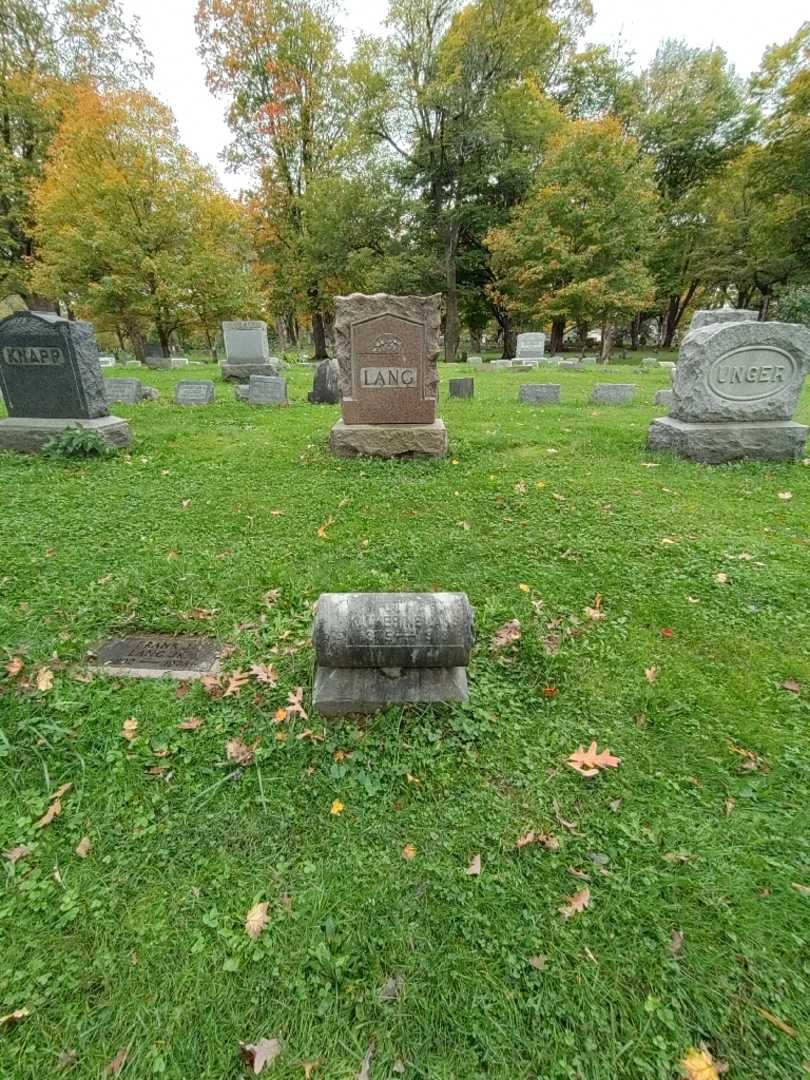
[630,312,641,351]
[130,329,145,363]
[470,328,482,353]
[501,312,517,359]
[323,310,336,357]
[600,321,614,363]
[311,311,328,360]
[157,326,171,357]
[759,290,771,321]
[444,229,460,362]
[550,317,565,354]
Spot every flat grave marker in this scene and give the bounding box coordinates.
[89,634,224,680]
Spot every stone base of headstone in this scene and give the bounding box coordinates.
[0,415,131,453]
[220,361,281,382]
[648,416,808,464]
[313,665,468,716]
[448,378,474,399]
[329,419,448,458]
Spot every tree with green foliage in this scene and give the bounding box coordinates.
[487,118,658,361]
[31,86,256,356]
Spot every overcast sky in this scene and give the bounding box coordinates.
[121,0,808,193]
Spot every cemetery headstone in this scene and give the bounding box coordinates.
[449,377,474,399]
[234,384,249,402]
[221,319,280,381]
[105,378,144,404]
[308,358,341,404]
[648,318,810,462]
[329,293,447,458]
[690,308,758,332]
[89,634,224,680]
[559,360,578,370]
[654,389,674,408]
[641,357,659,369]
[247,374,288,405]
[491,359,512,370]
[99,356,116,368]
[468,356,483,367]
[312,592,474,716]
[591,384,636,404]
[659,361,676,372]
[519,384,561,405]
[0,310,130,452]
[175,380,214,406]
[516,332,546,360]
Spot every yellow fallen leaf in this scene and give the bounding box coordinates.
[644,666,658,683]
[518,583,530,592]
[330,799,344,816]
[35,799,62,829]
[36,667,54,692]
[75,836,92,859]
[401,843,416,860]
[680,1047,721,1079]
[121,717,138,742]
[466,853,482,876]
[245,901,269,940]
[0,1009,30,1028]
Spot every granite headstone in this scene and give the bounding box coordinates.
[308,358,341,404]
[519,384,560,405]
[449,377,474,399]
[516,332,545,360]
[591,384,635,404]
[175,380,214,406]
[248,374,288,405]
[105,378,144,404]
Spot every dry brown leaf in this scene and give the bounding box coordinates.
[317,516,336,539]
[714,572,729,584]
[286,687,308,720]
[250,664,278,687]
[756,1007,797,1036]
[680,1047,721,1079]
[36,667,54,692]
[239,1037,282,1074]
[188,607,217,621]
[201,674,224,698]
[781,679,801,694]
[671,929,684,955]
[52,782,72,800]
[75,836,91,859]
[104,1045,130,1075]
[57,1049,78,1069]
[5,656,24,678]
[0,1008,30,1028]
[792,882,810,896]
[644,666,658,683]
[302,1061,319,1079]
[465,853,482,876]
[226,738,258,766]
[121,717,138,742]
[35,799,62,829]
[178,716,204,731]
[224,670,250,698]
[3,844,33,864]
[516,831,559,852]
[528,955,546,970]
[559,886,591,919]
[357,1045,374,1080]
[245,901,269,940]
[491,619,521,651]
[263,589,280,607]
[567,742,621,778]
[401,843,416,860]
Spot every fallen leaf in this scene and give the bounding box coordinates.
[121,717,138,742]
[567,742,621,777]
[56,1049,78,1069]
[239,1037,282,1074]
[491,619,521,651]
[178,716,204,731]
[792,883,810,896]
[781,679,801,694]
[250,664,278,687]
[3,844,33,864]
[401,843,416,860]
[201,674,224,698]
[661,627,674,638]
[466,853,482,876]
[226,738,258,766]
[714,572,729,584]
[380,974,404,1001]
[273,707,288,724]
[392,1061,406,1075]
[75,836,91,859]
[317,516,336,539]
[35,667,54,692]
[729,743,767,772]
[302,1061,319,1079]
[528,955,546,970]
[644,666,658,683]
[52,782,73,800]
[263,590,280,607]
[330,799,344,816]
[245,901,269,940]
[542,686,559,699]
[181,498,192,509]
[5,656,24,678]
[286,687,308,720]
[777,491,793,501]
[724,797,736,817]
[671,929,684,955]
[755,1006,796,1037]
[516,831,559,851]
[357,1045,374,1080]
[35,799,62,829]
[0,1008,30,1028]
[104,1045,130,1075]
[224,670,250,697]
[518,583,530,592]
[680,1047,721,1079]
[559,887,591,920]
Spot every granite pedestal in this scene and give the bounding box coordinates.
[0,415,131,453]
[330,418,448,458]
[648,417,808,463]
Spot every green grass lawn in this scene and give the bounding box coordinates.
[1,362,809,1079]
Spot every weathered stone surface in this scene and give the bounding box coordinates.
[690,308,758,331]
[142,386,160,401]
[659,361,676,371]
[89,634,223,680]
[313,665,468,716]
[491,359,512,370]
[519,383,560,405]
[591,383,635,404]
[448,377,474,399]
[654,389,674,408]
[558,360,578,370]
[248,374,288,405]
[330,418,448,458]
[516,332,545,359]
[468,356,483,366]
[314,592,474,669]
[0,415,130,453]
[308,358,340,404]
[671,320,810,423]
[222,319,270,362]
[105,378,144,404]
[334,293,441,425]
[175,380,214,405]
[0,310,109,419]
[641,357,659,368]
[234,383,249,402]
[220,360,281,382]
[98,356,116,368]
[648,416,808,463]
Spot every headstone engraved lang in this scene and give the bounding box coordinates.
[312,592,474,716]
[175,380,214,405]
[330,293,448,458]
[516,332,545,360]
[90,634,224,680]
[648,319,810,462]
[0,310,130,452]
[221,319,280,382]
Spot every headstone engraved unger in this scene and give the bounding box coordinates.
[0,310,130,452]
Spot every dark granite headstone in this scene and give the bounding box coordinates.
[448,377,474,399]
[0,310,108,419]
[89,634,224,680]
[308,358,341,404]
